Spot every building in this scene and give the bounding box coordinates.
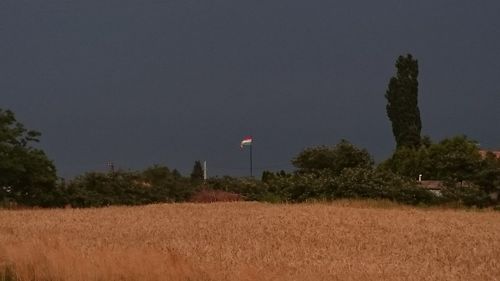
[418,180,444,196]
[479,150,500,159]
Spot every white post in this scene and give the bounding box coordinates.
[203,161,207,181]
[418,174,422,182]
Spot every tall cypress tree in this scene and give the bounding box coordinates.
[385,54,422,149]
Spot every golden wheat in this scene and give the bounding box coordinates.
[1,201,499,281]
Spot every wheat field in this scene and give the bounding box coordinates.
[1,201,500,281]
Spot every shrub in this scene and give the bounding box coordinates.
[265,168,437,205]
[189,189,243,203]
[265,171,333,202]
[330,168,437,205]
[205,176,269,201]
[292,140,373,176]
[440,182,490,207]
[65,166,194,207]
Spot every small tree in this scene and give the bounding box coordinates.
[385,54,422,149]
[381,135,484,182]
[292,139,373,176]
[378,146,431,180]
[475,152,500,195]
[426,136,482,181]
[190,160,204,183]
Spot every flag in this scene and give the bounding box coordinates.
[240,136,253,148]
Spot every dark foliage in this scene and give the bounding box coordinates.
[204,176,271,201]
[264,168,436,205]
[65,166,194,208]
[330,168,436,205]
[381,136,483,181]
[190,160,204,183]
[385,54,422,149]
[189,188,243,203]
[292,139,373,176]
[440,182,491,207]
[473,152,500,194]
[0,109,60,207]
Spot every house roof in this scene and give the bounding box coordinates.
[418,180,444,190]
[418,180,474,190]
[479,150,500,159]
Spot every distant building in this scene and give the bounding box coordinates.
[417,178,498,201]
[417,180,472,197]
[418,180,445,196]
[479,150,500,159]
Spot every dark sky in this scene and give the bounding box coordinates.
[1,1,499,178]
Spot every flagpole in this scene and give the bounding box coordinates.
[250,144,253,177]
[241,136,253,177]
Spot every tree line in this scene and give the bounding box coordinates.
[1,54,499,208]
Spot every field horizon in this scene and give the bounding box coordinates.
[1,201,500,280]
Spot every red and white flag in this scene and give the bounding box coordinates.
[240,136,253,148]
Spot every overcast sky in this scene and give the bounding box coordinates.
[1,1,499,178]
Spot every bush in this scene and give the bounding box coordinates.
[65,166,194,208]
[292,140,373,176]
[330,168,437,205]
[265,168,437,205]
[440,182,490,207]
[264,171,333,202]
[189,189,243,203]
[205,176,270,201]
[381,136,484,182]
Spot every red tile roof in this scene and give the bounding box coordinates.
[479,150,500,159]
[418,180,444,190]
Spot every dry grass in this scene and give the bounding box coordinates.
[1,201,500,281]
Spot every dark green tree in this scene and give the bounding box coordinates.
[378,146,431,180]
[0,109,59,206]
[380,135,483,182]
[426,136,482,181]
[385,54,422,149]
[66,165,195,207]
[475,152,500,196]
[141,165,193,202]
[292,139,373,176]
[190,160,204,183]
